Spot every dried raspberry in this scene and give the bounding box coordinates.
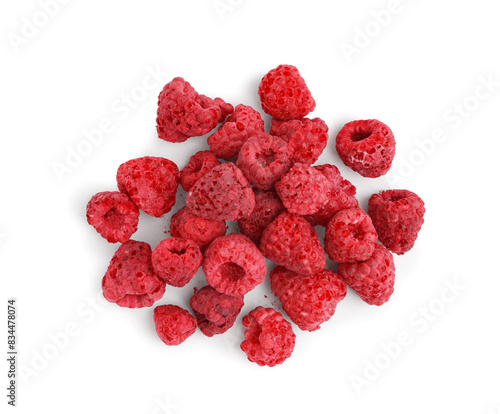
[368,189,425,255]
[236,133,292,190]
[207,104,265,159]
[189,286,244,337]
[86,191,139,243]
[240,307,295,367]
[203,233,266,296]
[152,237,203,287]
[275,163,332,215]
[102,240,165,308]
[116,157,180,218]
[270,267,347,332]
[260,211,325,275]
[270,117,329,165]
[305,164,359,227]
[156,77,233,143]
[324,208,378,263]
[153,305,197,346]
[170,206,226,252]
[186,162,255,221]
[237,189,285,245]
[338,243,395,305]
[180,150,220,191]
[336,119,396,178]
[258,65,315,120]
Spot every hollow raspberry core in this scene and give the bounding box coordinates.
[219,262,246,281]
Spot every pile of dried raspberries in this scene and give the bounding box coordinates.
[86,64,425,367]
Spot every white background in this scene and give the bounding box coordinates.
[2,1,500,413]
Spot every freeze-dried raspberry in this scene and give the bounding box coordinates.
[336,119,396,178]
[270,267,347,332]
[237,189,285,245]
[270,117,328,165]
[170,207,226,251]
[305,164,359,227]
[324,208,377,263]
[156,77,233,143]
[189,286,244,337]
[275,163,332,215]
[152,237,203,287]
[260,211,325,275]
[368,189,425,255]
[203,233,266,296]
[116,157,180,217]
[86,191,139,243]
[180,150,220,191]
[338,243,395,305]
[236,133,292,190]
[240,307,295,367]
[153,305,197,346]
[186,162,255,221]
[258,65,315,120]
[207,104,265,160]
[102,240,165,308]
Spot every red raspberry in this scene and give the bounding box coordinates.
[338,243,395,305]
[152,237,203,287]
[368,189,425,255]
[170,206,226,252]
[304,164,359,227]
[180,150,220,191]
[324,208,378,263]
[270,117,329,165]
[336,119,396,178]
[207,104,265,160]
[86,191,139,243]
[156,77,233,143]
[240,306,295,367]
[275,163,332,215]
[189,286,244,337]
[102,240,165,308]
[260,211,325,275]
[203,233,266,296]
[258,65,316,120]
[270,267,347,332]
[186,162,255,221]
[237,189,285,245]
[236,133,292,190]
[116,157,180,218]
[153,305,197,346]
